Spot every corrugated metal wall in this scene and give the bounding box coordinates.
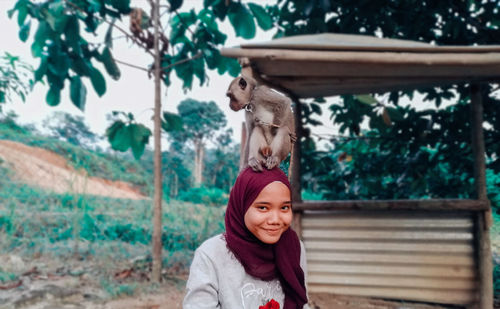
[302,210,478,305]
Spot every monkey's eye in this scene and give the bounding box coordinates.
[239,78,247,89]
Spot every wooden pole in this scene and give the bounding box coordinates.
[151,0,163,283]
[470,83,492,308]
[290,96,303,238]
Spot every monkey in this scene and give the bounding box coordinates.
[226,75,296,172]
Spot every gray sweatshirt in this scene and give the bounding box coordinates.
[183,234,309,309]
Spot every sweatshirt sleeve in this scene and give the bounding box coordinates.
[183,247,220,309]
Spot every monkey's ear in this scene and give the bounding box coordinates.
[238,77,247,90]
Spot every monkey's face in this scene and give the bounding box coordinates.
[226,76,253,111]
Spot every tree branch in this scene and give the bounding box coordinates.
[65,0,155,57]
[114,59,149,72]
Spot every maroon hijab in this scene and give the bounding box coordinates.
[224,167,308,309]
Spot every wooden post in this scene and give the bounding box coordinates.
[470,83,493,309]
[291,96,303,238]
[240,122,247,170]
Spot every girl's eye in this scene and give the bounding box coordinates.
[257,206,268,210]
[282,205,291,211]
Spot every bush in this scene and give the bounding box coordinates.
[177,186,228,207]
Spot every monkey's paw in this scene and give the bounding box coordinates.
[265,156,280,170]
[248,157,264,172]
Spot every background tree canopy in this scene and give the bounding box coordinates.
[266,0,500,208]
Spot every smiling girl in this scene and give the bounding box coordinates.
[183,167,309,309]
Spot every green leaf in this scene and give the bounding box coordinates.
[105,0,131,14]
[106,120,130,151]
[70,76,87,111]
[174,61,194,89]
[104,20,115,48]
[129,123,151,159]
[89,67,106,96]
[161,112,183,132]
[168,0,183,12]
[101,47,121,80]
[247,3,273,30]
[32,21,53,57]
[34,56,48,82]
[19,20,31,42]
[46,86,61,106]
[310,103,322,115]
[45,1,69,33]
[17,3,28,27]
[64,16,80,53]
[355,94,377,105]
[227,3,256,39]
[0,91,5,103]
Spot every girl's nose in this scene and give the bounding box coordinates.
[267,210,280,224]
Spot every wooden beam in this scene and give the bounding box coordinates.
[290,96,303,238]
[470,83,493,309]
[293,199,489,211]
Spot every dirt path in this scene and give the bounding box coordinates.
[0,140,146,200]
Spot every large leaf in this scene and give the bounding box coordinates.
[31,21,53,57]
[227,3,256,39]
[355,94,378,105]
[45,1,69,33]
[46,86,61,106]
[129,123,151,159]
[247,3,273,30]
[168,0,183,12]
[70,76,87,111]
[161,112,183,132]
[19,20,31,42]
[106,120,129,151]
[89,67,106,96]
[100,47,121,80]
[64,16,81,54]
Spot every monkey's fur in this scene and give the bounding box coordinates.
[226,75,295,172]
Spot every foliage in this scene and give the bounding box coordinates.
[267,0,500,203]
[177,186,228,207]
[0,177,225,263]
[100,279,137,298]
[169,98,228,185]
[8,0,274,156]
[171,99,227,145]
[0,267,17,283]
[43,111,98,148]
[0,52,33,109]
[105,111,152,160]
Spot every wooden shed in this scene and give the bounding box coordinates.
[221,33,500,308]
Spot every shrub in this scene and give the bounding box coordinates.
[177,186,228,207]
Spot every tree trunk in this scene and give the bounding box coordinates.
[151,0,163,283]
[194,140,204,186]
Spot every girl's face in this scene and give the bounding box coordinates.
[244,181,293,244]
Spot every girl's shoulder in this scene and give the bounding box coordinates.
[196,234,229,257]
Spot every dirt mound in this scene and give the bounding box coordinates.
[0,140,146,200]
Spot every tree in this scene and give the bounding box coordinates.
[204,128,239,191]
[170,98,227,186]
[268,0,500,203]
[0,52,33,111]
[8,0,274,281]
[43,111,98,147]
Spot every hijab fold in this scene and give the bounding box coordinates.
[224,167,308,309]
